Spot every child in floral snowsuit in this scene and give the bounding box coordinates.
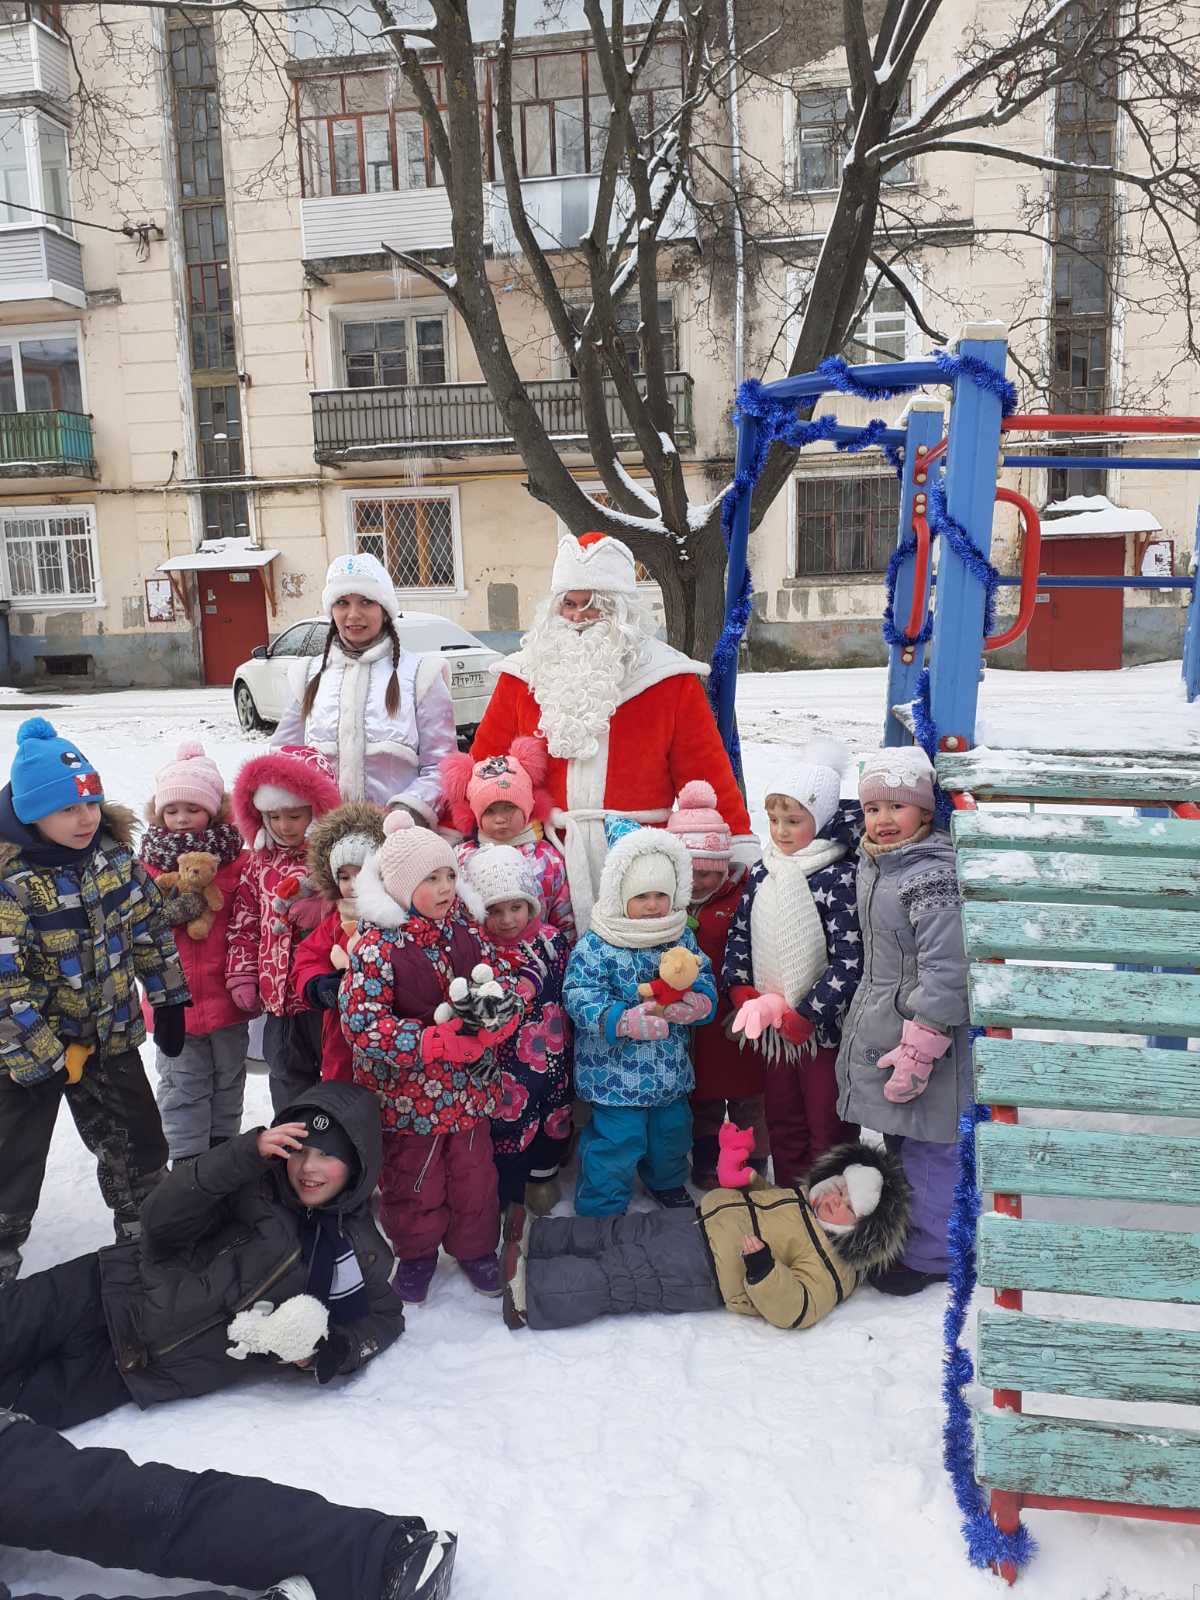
[460,846,572,1216]
[340,813,521,1304]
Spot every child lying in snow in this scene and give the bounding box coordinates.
[502,1129,909,1331]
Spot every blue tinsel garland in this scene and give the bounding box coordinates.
[942,1096,1037,1573]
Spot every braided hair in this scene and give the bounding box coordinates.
[299,615,402,723]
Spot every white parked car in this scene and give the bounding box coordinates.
[232,612,500,746]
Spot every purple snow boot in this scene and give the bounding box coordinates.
[457,1253,502,1296]
[393,1256,438,1304]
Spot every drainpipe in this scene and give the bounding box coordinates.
[725,0,745,387]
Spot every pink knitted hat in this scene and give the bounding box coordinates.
[376,810,459,911]
[153,740,224,821]
[440,736,551,832]
[667,779,731,871]
[857,747,935,811]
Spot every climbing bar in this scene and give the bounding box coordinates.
[1004,454,1200,472]
[1001,414,1200,435]
[767,357,949,403]
[904,512,932,639]
[990,576,1193,591]
[984,488,1041,652]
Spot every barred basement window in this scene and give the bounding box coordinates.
[350,493,459,592]
[794,475,901,577]
[0,505,100,605]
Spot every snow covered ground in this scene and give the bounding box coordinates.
[6,661,1200,1600]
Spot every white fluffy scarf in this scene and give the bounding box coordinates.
[328,635,392,804]
[589,903,688,950]
[749,835,847,1059]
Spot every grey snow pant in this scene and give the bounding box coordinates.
[525,1207,723,1330]
[155,1021,249,1162]
[263,1011,323,1117]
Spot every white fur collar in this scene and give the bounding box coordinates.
[496,635,709,706]
[352,850,487,933]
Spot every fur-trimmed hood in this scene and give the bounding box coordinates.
[231,747,340,850]
[351,846,485,931]
[306,801,386,901]
[594,824,693,921]
[0,787,137,873]
[803,1139,910,1274]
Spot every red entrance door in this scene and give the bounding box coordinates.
[199,569,269,686]
[1026,536,1124,671]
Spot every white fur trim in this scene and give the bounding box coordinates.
[457,876,486,922]
[551,533,639,595]
[595,825,693,920]
[414,651,450,702]
[497,634,710,698]
[269,1581,317,1600]
[843,1163,883,1220]
[352,850,410,930]
[254,782,305,812]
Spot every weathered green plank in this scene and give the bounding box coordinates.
[978,1310,1200,1403]
[975,1410,1200,1509]
[953,809,1200,858]
[977,1214,1200,1303]
[963,900,1200,967]
[938,747,1200,803]
[977,1122,1200,1205]
[974,1037,1200,1116]
[969,964,1200,1037]
[957,847,1200,909]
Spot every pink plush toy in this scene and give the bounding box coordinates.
[717,1121,757,1189]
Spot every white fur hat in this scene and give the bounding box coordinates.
[768,738,848,835]
[809,1162,884,1235]
[551,532,639,597]
[461,844,542,917]
[321,552,399,624]
[595,825,693,921]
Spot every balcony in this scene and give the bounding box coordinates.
[487,173,696,256]
[311,372,695,464]
[0,225,84,307]
[300,188,454,266]
[0,410,96,478]
[0,13,70,102]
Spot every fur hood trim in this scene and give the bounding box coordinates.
[352,847,486,931]
[803,1140,910,1273]
[306,802,386,901]
[594,824,693,921]
[0,800,136,874]
[231,748,340,849]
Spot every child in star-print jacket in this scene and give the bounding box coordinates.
[339,811,522,1304]
[722,741,862,1187]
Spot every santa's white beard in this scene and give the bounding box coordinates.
[523,613,640,760]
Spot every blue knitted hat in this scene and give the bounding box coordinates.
[11,717,104,823]
[603,814,641,850]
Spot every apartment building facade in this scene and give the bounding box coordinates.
[0,0,1191,688]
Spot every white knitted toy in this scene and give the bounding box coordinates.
[433,962,507,1029]
[226,1294,329,1364]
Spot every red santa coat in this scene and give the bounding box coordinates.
[472,645,752,927]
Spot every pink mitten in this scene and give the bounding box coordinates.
[662,990,714,1026]
[420,1018,486,1067]
[731,992,786,1041]
[717,1122,756,1188]
[228,981,261,1015]
[615,1004,669,1042]
[288,893,325,933]
[878,1020,951,1103]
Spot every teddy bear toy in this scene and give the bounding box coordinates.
[271,873,318,935]
[226,1293,329,1364]
[637,945,702,1008]
[329,915,359,972]
[155,850,223,941]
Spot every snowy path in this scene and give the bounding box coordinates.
[5,662,1199,1600]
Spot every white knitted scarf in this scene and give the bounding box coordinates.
[588,904,688,950]
[750,835,847,1008]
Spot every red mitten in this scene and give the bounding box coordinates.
[728,985,760,1010]
[420,1018,487,1067]
[717,1121,756,1188]
[778,1008,814,1048]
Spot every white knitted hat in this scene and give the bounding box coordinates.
[321,552,399,624]
[328,831,379,877]
[621,845,680,904]
[551,532,638,596]
[460,844,542,917]
[767,739,848,834]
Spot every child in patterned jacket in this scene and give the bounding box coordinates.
[440,736,574,939]
[340,812,521,1304]
[564,819,716,1217]
[225,745,341,1115]
[460,845,573,1216]
[722,741,862,1187]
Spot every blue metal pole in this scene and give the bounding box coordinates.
[990,575,1193,590]
[716,411,759,766]
[765,357,949,404]
[883,399,943,747]
[926,324,1009,747]
[1182,503,1200,704]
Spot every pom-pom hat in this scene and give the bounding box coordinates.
[667,779,731,871]
[321,551,399,625]
[767,738,848,835]
[152,739,224,821]
[10,717,103,823]
[857,746,935,812]
[551,532,638,596]
[460,844,542,917]
[439,736,550,833]
[375,810,459,912]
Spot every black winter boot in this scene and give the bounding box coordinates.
[869,1262,948,1297]
[381,1528,457,1599]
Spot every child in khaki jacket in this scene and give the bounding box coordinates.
[503,1133,908,1331]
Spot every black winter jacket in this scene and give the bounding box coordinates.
[98,1081,400,1408]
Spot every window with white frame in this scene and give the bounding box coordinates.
[0,504,100,605]
[347,489,461,593]
[792,80,912,193]
[341,313,448,388]
[0,326,84,413]
[0,111,72,231]
[846,277,912,362]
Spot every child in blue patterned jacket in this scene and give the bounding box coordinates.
[563,819,716,1216]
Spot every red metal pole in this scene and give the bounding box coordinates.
[1002,414,1200,435]
[985,489,1042,653]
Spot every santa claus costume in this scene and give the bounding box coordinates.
[470,532,754,929]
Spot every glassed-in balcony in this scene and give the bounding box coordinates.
[0,409,96,476]
[311,372,694,463]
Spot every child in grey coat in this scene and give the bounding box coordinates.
[834,747,970,1296]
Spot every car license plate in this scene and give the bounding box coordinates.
[453,671,485,688]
